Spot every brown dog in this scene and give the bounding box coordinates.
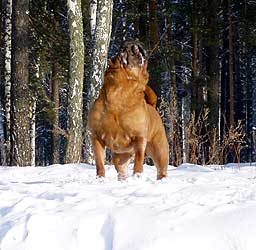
[88,41,169,180]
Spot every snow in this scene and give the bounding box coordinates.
[67,0,77,15]
[1,163,256,250]
[72,21,77,28]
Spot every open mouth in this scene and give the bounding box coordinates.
[119,40,147,68]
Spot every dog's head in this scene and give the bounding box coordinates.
[118,40,147,68]
[106,40,149,86]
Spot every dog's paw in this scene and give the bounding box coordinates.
[117,174,127,181]
[133,172,143,179]
[96,175,105,183]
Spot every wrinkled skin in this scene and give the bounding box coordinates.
[88,42,169,180]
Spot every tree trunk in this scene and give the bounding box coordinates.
[84,0,113,164]
[138,0,148,44]
[191,2,199,114]
[2,0,12,164]
[149,0,159,49]
[81,0,92,124]
[52,61,60,164]
[0,102,6,164]
[252,55,256,162]
[11,0,33,166]
[206,0,219,128]
[90,0,97,36]
[165,0,180,165]
[0,0,4,164]
[31,99,36,166]
[66,0,85,163]
[89,0,113,101]
[228,0,235,128]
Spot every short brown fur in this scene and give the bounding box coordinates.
[88,56,169,180]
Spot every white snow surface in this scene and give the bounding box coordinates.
[1,163,256,250]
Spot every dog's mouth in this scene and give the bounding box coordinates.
[119,40,147,68]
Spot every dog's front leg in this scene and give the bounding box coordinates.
[133,136,147,175]
[91,136,105,177]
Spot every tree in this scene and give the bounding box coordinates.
[191,0,204,116]
[11,0,33,166]
[164,0,180,165]
[84,0,113,163]
[88,0,113,102]
[0,102,5,164]
[1,0,12,164]
[0,0,255,166]
[0,0,5,164]
[29,0,69,166]
[66,0,84,163]
[228,0,235,128]
[205,0,220,129]
[51,61,60,164]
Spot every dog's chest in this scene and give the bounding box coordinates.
[100,110,147,153]
[100,119,133,153]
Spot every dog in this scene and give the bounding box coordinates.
[88,41,169,180]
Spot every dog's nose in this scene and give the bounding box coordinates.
[131,44,139,55]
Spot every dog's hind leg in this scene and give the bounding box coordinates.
[112,153,131,180]
[91,136,105,178]
[146,133,169,180]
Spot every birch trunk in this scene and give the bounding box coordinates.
[66,0,84,163]
[90,0,97,36]
[2,0,12,164]
[0,0,4,164]
[11,0,33,166]
[84,0,113,164]
[89,0,113,101]
[252,55,256,162]
[0,103,6,164]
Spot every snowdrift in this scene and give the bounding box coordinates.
[1,163,256,250]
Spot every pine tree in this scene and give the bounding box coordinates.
[51,61,60,164]
[228,0,235,128]
[205,0,220,129]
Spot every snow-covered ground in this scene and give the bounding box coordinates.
[1,163,256,250]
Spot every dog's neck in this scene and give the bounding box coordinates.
[102,64,148,113]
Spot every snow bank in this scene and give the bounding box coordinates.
[1,163,256,250]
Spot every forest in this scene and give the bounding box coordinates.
[0,0,256,167]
